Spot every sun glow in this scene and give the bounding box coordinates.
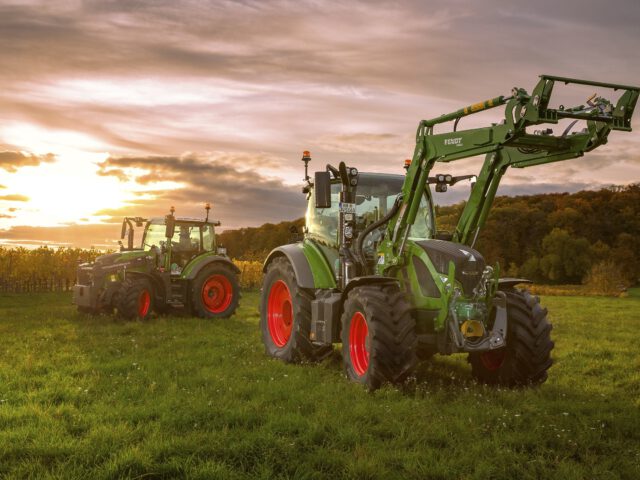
[0,123,183,232]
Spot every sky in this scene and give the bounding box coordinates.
[1,0,639,248]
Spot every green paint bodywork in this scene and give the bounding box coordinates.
[290,75,638,339]
[301,239,337,289]
[379,75,639,274]
[73,215,234,311]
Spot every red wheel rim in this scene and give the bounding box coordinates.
[267,280,293,347]
[202,275,233,313]
[480,349,507,371]
[137,289,151,317]
[349,311,369,377]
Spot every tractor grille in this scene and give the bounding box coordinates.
[414,240,485,295]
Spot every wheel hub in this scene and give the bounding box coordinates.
[267,280,293,347]
[202,275,233,313]
[349,311,369,376]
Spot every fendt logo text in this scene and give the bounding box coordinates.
[445,137,463,146]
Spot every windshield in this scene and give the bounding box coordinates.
[142,222,215,251]
[306,173,433,246]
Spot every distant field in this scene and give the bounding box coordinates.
[0,292,638,479]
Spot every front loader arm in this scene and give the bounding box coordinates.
[379,75,639,271]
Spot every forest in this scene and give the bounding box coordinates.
[218,184,640,287]
[1,185,638,291]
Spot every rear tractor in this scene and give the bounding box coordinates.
[260,75,638,390]
[73,204,240,320]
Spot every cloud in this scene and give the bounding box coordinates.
[0,223,120,249]
[0,0,639,248]
[94,152,306,229]
[0,150,55,172]
[0,213,14,219]
[0,194,30,202]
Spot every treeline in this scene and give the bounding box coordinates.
[0,247,264,292]
[1,185,637,292]
[219,185,639,287]
[217,218,305,261]
[437,184,640,286]
[0,247,103,292]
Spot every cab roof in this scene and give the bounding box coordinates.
[148,217,220,226]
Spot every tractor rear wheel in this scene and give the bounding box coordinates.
[116,277,154,320]
[341,284,417,391]
[468,289,554,386]
[260,257,332,362]
[191,263,240,319]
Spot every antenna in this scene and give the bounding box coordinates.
[301,150,311,181]
[205,202,211,222]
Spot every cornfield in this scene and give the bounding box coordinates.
[0,247,263,292]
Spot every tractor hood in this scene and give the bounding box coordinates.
[93,250,148,267]
[414,240,485,295]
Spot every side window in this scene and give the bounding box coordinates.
[306,184,340,246]
[143,224,166,250]
[172,226,200,251]
[202,226,214,251]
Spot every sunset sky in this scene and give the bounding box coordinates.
[1,0,639,248]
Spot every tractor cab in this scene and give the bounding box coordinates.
[305,172,435,272]
[73,202,240,320]
[142,217,219,274]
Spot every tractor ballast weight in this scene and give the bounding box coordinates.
[260,75,639,390]
[73,204,240,320]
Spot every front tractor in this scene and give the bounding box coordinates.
[73,204,240,320]
[260,75,638,390]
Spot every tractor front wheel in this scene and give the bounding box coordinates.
[191,263,240,319]
[260,257,332,363]
[341,284,417,391]
[116,277,154,320]
[468,289,554,386]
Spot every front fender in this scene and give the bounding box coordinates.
[263,241,337,290]
[498,277,533,290]
[341,276,399,303]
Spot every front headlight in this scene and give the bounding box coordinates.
[108,274,119,282]
[217,247,227,255]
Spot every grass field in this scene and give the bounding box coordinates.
[0,291,639,479]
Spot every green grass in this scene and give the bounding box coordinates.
[0,292,639,479]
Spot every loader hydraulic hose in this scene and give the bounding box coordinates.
[355,196,402,274]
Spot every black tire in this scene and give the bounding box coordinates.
[191,263,240,319]
[341,284,417,391]
[468,289,554,386]
[116,277,154,320]
[260,257,332,363]
[416,340,436,361]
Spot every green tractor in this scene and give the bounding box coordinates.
[260,75,638,390]
[73,204,240,320]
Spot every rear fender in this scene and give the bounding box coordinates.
[183,255,240,281]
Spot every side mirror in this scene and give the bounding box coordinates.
[314,171,331,208]
[120,221,127,240]
[165,215,176,239]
